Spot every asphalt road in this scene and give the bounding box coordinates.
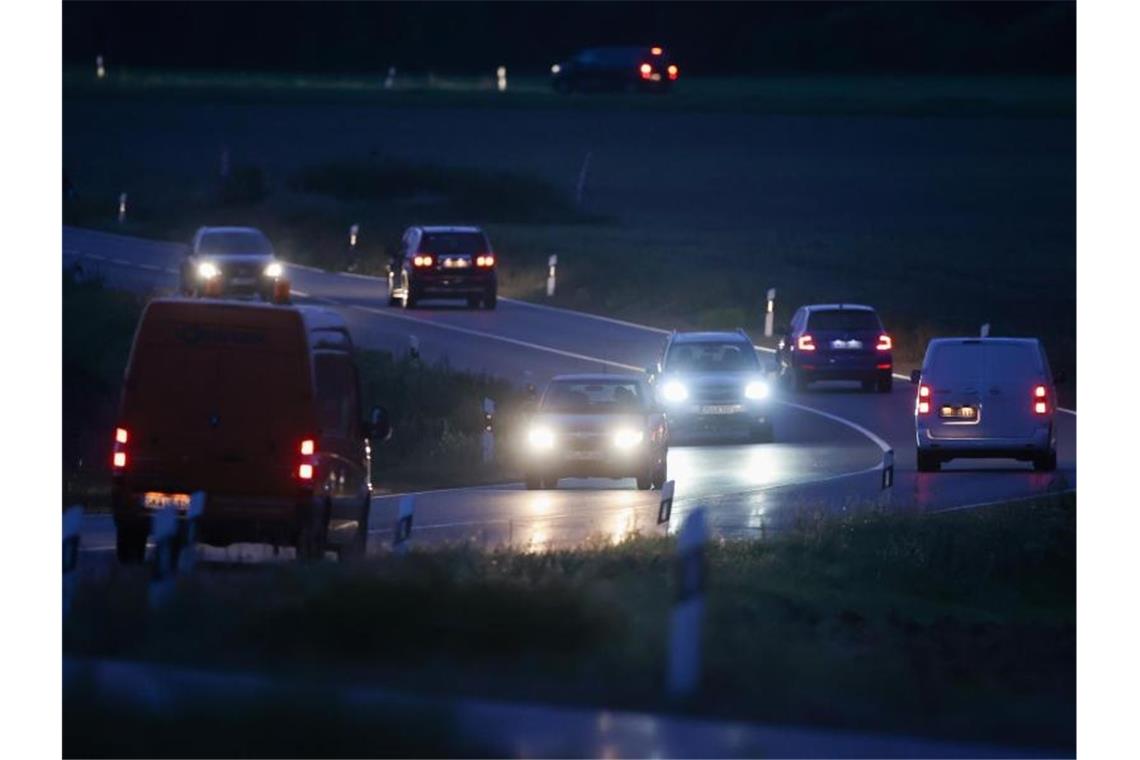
[64,226,1076,558]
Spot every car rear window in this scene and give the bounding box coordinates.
[665,342,758,372]
[927,341,1042,386]
[420,232,487,255]
[198,231,273,257]
[543,381,644,413]
[806,310,881,331]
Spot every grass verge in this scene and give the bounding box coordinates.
[65,493,1075,751]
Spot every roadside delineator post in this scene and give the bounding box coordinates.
[576,150,592,207]
[546,255,558,297]
[764,288,777,338]
[178,491,206,574]
[482,398,495,465]
[393,495,415,553]
[117,193,127,223]
[149,506,179,608]
[668,507,707,699]
[408,334,420,360]
[384,66,396,90]
[881,449,895,489]
[63,505,84,618]
[980,323,991,338]
[657,480,675,525]
[349,223,360,249]
[95,55,105,80]
[496,66,508,92]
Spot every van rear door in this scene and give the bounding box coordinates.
[924,341,985,440]
[977,341,1043,439]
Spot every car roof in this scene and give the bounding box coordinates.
[549,373,644,383]
[803,303,876,312]
[416,225,485,234]
[927,337,1041,347]
[669,330,751,344]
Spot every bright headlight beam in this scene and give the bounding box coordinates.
[264,262,283,278]
[197,261,220,279]
[612,429,644,449]
[527,426,555,451]
[745,379,770,400]
[661,380,688,404]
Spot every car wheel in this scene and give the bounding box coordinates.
[295,500,329,561]
[525,474,542,490]
[750,421,774,443]
[916,451,941,473]
[861,379,876,392]
[483,293,498,310]
[636,473,653,490]
[651,460,668,490]
[877,375,893,393]
[1033,449,1058,472]
[115,523,148,564]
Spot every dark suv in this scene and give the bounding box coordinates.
[388,226,497,310]
[550,46,679,93]
[652,330,774,442]
[777,304,893,393]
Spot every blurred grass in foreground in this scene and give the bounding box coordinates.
[65,493,1074,752]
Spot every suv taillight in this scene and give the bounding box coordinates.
[476,254,495,268]
[1033,384,1049,415]
[639,63,652,79]
[112,426,129,470]
[876,334,892,351]
[667,64,679,80]
[412,254,434,268]
[298,438,316,480]
[917,385,932,415]
[797,335,816,352]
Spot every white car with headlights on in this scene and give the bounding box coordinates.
[651,329,775,443]
[523,374,668,491]
[180,226,285,300]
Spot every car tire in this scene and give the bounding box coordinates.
[295,500,329,561]
[877,375,893,393]
[651,460,668,490]
[467,296,481,309]
[115,523,148,564]
[1033,449,1058,472]
[483,293,498,310]
[916,451,941,473]
[750,421,775,443]
[636,473,653,490]
[525,474,542,490]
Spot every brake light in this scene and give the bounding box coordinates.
[667,64,679,80]
[797,335,816,351]
[651,46,663,56]
[917,384,932,415]
[300,439,315,456]
[876,334,892,351]
[115,427,129,444]
[112,426,129,470]
[1033,385,1049,415]
[640,63,652,79]
[413,254,434,267]
[298,438,316,479]
[112,451,127,469]
[298,463,313,480]
[476,254,495,267]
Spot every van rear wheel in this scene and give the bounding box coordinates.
[1033,449,1058,472]
[340,495,371,561]
[916,451,941,473]
[116,524,148,564]
[296,501,329,561]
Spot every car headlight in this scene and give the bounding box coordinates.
[744,379,770,400]
[197,261,220,279]
[264,262,283,278]
[661,379,688,404]
[551,64,561,74]
[527,426,555,451]
[612,429,644,450]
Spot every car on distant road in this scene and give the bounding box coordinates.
[388,226,497,310]
[912,337,1060,472]
[652,330,774,442]
[111,298,391,562]
[776,304,894,393]
[179,226,285,300]
[523,374,668,490]
[550,45,679,93]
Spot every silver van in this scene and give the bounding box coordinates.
[912,338,1059,472]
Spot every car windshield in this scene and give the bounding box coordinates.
[198,231,273,257]
[420,232,487,256]
[806,310,881,331]
[665,342,757,372]
[542,381,644,413]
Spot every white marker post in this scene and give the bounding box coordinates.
[482,398,495,465]
[668,507,707,699]
[96,55,105,80]
[546,255,558,297]
[881,449,895,490]
[63,505,84,618]
[393,495,415,554]
[408,334,420,360]
[764,288,777,338]
[496,66,508,92]
[117,193,127,223]
[349,223,360,249]
[657,480,676,525]
[980,323,991,338]
[178,491,206,574]
[149,506,179,608]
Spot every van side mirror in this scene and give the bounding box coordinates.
[910,369,922,385]
[1054,369,1067,384]
[366,405,392,443]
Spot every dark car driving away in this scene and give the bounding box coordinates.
[550,46,679,93]
[388,225,498,310]
[777,304,894,392]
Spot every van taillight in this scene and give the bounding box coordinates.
[412,254,434,267]
[1033,385,1049,415]
[300,439,315,456]
[298,464,314,480]
[917,384,932,415]
[667,65,679,80]
[876,334,892,351]
[797,335,816,351]
[476,254,495,267]
[298,438,316,480]
[112,427,129,470]
[639,63,652,79]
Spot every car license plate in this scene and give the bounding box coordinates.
[567,450,603,461]
[442,258,470,268]
[701,404,742,415]
[141,492,192,511]
[939,405,978,420]
[830,339,863,350]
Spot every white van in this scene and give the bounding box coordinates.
[912,338,1059,472]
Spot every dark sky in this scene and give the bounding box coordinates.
[63,1,1075,76]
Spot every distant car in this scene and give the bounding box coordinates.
[777,304,894,393]
[550,45,679,93]
[912,337,1059,472]
[652,330,774,442]
[111,299,391,562]
[388,226,497,310]
[180,226,284,300]
[523,374,668,490]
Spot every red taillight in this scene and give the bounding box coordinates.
[876,334,892,351]
[667,64,679,80]
[112,451,127,469]
[413,254,434,267]
[298,438,316,479]
[298,463,313,480]
[1033,385,1049,415]
[476,254,495,268]
[300,439,315,456]
[917,384,931,415]
[112,426,129,470]
[115,427,129,444]
[797,335,816,351]
[651,46,663,56]
[639,63,652,79]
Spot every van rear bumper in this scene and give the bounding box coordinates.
[916,426,1053,459]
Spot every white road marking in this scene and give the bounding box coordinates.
[928,487,1076,515]
[289,264,324,273]
[337,271,382,280]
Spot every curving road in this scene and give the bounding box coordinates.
[64,226,1075,556]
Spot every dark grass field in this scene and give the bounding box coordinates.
[63,71,1075,389]
[64,493,1075,753]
